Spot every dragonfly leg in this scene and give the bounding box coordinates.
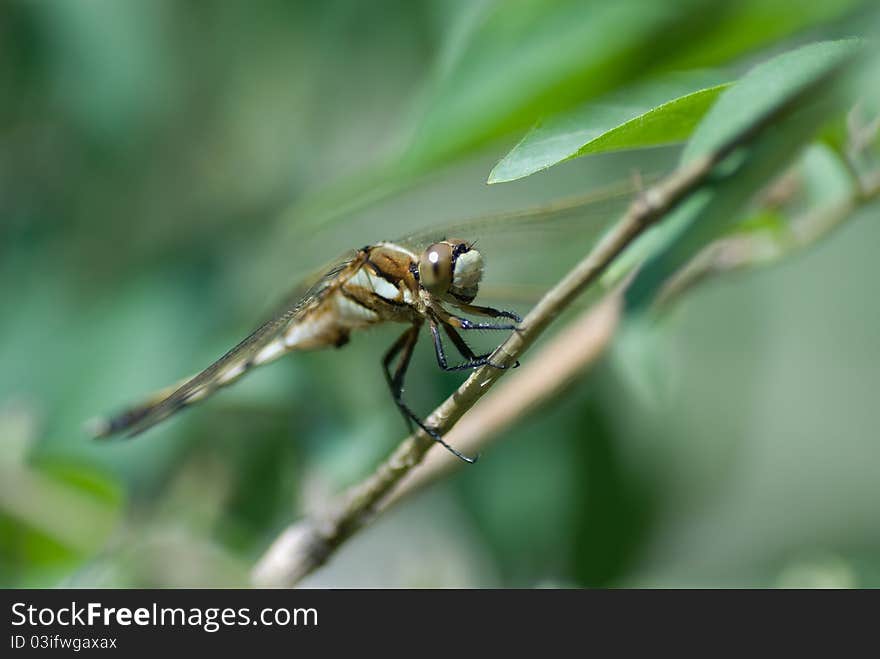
[382,325,419,433]
[445,323,520,370]
[429,320,517,371]
[451,316,518,331]
[433,305,518,332]
[454,302,522,325]
[382,323,477,464]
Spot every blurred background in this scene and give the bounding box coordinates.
[1,0,878,588]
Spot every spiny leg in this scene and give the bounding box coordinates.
[432,305,521,369]
[447,315,519,331]
[433,305,519,332]
[381,323,477,464]
[444,322,520,369]
[429,321,484,371]
[445,321,520,369]
[454,302,522,324]
[429,320,516,371]
[382,325,418,432]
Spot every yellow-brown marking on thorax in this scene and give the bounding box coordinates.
[282,244,422,356]
[340,243,422,319]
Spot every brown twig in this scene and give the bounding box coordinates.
[251,152,733,587]
[659,169,880,306]
[379,287,625,511]
[251,65,863,588]
[383,168,880,513]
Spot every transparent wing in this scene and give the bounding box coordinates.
[396,179,642,305]
[395,179,638,250]
[92,177,644,437]
[92,254,355,439]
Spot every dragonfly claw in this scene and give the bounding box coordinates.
[425,424,478,463]
[487,358,519,370]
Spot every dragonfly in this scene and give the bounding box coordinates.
[90,181,639,462]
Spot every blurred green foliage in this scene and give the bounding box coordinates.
[1,0,878,588]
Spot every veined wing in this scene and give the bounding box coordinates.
[91,179,645,438]
[396,178,643,305]
[91,255,355,439]
[282,175,654,307]
[396,178,640,251]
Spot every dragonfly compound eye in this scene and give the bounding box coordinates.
[450,246,483,302]
[418,242,454,295]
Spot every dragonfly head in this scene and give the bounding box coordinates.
[417,239,483,303]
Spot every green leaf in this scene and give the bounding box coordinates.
[274,1,870,234]
[402,0,702,170]
[683,39,866,163]
[489,76,730,184]
[402,0,867,173]
[626,39,864,311]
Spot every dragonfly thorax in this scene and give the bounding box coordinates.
[417,239,483,304]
